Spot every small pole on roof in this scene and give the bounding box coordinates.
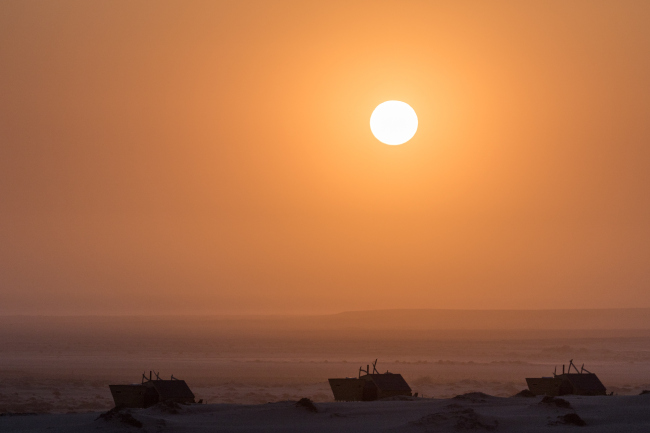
[581,364,584,374]
[150,371,152,381]
[562,365,565,374]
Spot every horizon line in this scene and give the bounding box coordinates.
[1,306,650,318]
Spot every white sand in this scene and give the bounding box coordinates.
[2,394,649,432]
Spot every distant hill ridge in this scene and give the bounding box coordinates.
[326,308,650,330]
[1,308,649,333]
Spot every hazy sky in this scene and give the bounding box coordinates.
[2,1,650,314]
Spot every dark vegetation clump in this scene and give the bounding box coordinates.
[152,400,182,414]
[554,413,587,426]
[96,406,143,428]
[409,407,498,431]
[512,389,536,398]
[453,392,492,403]
[295,398,318,413]
[640,390,650,395]
[540,396,572,409]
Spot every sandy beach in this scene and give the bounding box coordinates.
[2,393,650,432]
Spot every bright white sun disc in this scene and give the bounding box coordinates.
[370,101,418,145]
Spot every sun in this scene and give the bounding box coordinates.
[370,101,418,145]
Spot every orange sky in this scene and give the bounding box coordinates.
[2,1,650,314]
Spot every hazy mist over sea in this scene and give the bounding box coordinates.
[2,309,650,413]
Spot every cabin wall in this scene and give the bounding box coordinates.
[526,377,563,396]
[527,373,607,397]
[564,374,607,396]
[362,381,378,401]
[376,389,412,399]
[149,380,195,403]
[109,385,159,408]
[557,379,574,396]
[328,379,367,401]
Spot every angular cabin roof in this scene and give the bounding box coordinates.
[366,373,411,392]
[561,373,606,393]
[149,380,195,400]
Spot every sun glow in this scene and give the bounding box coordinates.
[370,101,418,145]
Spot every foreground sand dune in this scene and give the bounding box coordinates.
[2,394,649,432]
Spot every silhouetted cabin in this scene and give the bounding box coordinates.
[329,360,412,401]
[526,360,607,397]
[109,371,195,408]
